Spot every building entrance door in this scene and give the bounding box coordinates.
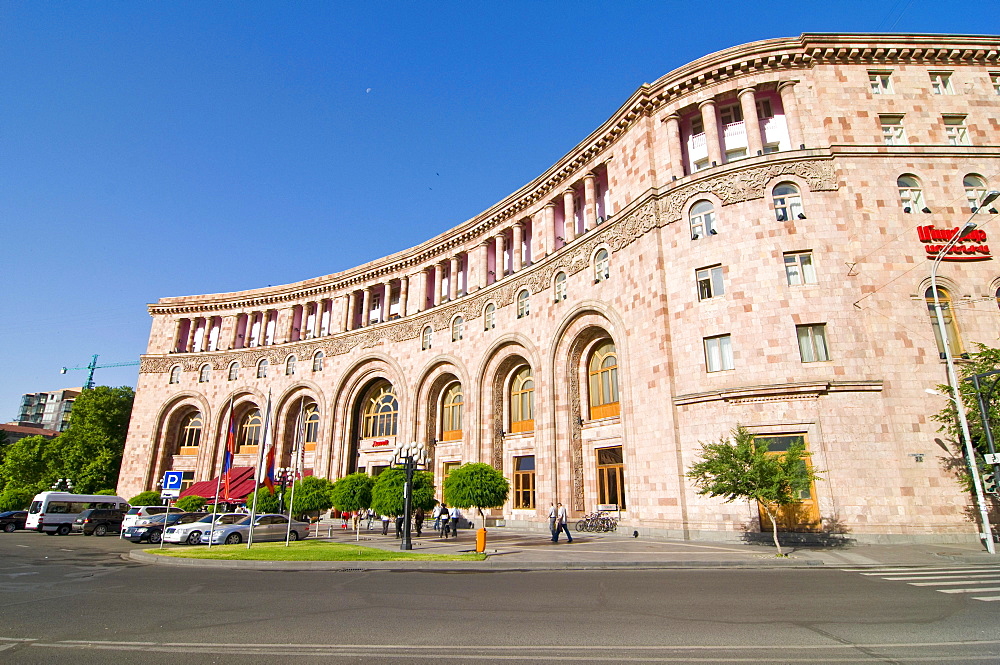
[754,434,820,532]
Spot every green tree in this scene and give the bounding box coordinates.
[128,490,163,506]
[442,463,510,526]
[175,495,207,512]
[687,425,822,556]
[0,487,36,511]
[370,468,435,517]
[245,486,281,513]
[290,476,335,520]
[0,435,53,498]
[331,473,374,513]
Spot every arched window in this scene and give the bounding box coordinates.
[452,316,464,342]
[238,409,262,454]
[594,249,610,283]
[926,286,962,357]
[554,272,567,302]
[312,351,324,372]
[179,412,202,454]
[362,383,398,438]
[588,341,620,420]
[689,200,715,239]
[285,356,297,376]
[421,326,433,350]
[484,303,496,330]
[510,366,534,433]
[257,359,268,378]
[169,366,181,384]
[516,290,530,318]
[228,361,239,381]
[198,364,211,383]
[898,175,925,212]
[441,383,463,441]
[772,182,804,221]
[303,404,319,451]
[965,174,989,211]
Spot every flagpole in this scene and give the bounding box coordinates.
[247,390,271,549]
[285,397,304,546]
[209,396,235,548]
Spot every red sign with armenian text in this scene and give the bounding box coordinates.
[917,225,992,261]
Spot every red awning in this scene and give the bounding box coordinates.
[180,466,256,502]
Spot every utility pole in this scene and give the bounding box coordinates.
[61,354,140,390]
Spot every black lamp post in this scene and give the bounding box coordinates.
[276,467,292,514]
[393,441,427,551]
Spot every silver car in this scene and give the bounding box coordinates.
[163,513,246,545]
[204,514,311,545]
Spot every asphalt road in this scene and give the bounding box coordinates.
[2,530,999,664]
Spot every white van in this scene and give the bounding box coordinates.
[26,492,129,536]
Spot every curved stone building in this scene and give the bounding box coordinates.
[119,33,1000,542]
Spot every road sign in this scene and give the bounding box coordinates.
[160,489,179,499]
[162,471,183,491]
[985,453,999,465]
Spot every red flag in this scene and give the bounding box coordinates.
[221,406,237,500]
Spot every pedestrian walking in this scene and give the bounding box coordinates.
[554,502,573,543]
[548,503,558,542]
[414,506,425,537]
[381,514,390,536]
[432,502,443,531]
[439,503,451,538]
[448,505,461,538]
[395,515,404,538]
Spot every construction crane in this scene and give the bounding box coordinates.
[60,354,140,391]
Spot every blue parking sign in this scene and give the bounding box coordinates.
[162,471,183,491]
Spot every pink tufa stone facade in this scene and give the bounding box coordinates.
[120,33,1000,543]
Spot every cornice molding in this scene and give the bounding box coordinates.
[673,380,884,406]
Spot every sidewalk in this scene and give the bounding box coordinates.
[132,521,1000,571]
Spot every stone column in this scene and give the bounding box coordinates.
[699,99,722,167]
[530,210,545,260]
[279,307,295,344]
[173,318,188,352]
[361,287,371,326]
[314,301,325,337]
[382,281,392,322]
[562,189,576,242]
[494,233,506,278]
[433,263,444,305]
[399,275,409,317]
[478,241,490,289]
[738,87,763,156]
[448,256,460,300]
[583,174,597,231]
[338,295,349,332]
[664,113,684,180]
[512,224,523,272]
[778,81,803,149]
[186,319,199,352]
[345,292,356,330]
[544,203,556,255]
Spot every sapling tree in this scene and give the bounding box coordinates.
[442,463,510,527]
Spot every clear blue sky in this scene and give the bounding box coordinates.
[1,1,994,420]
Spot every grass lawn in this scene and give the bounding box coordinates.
[148,540,487,562]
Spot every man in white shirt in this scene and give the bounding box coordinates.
[448,505,461,537]
[548,503,558,542]
[554,502,573,543]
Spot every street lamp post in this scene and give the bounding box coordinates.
[393,441,427,551]
[928,190,999,553]
[276,467,292,514]
[966,370,1000,496]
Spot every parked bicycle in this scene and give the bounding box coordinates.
[574,511,618,533]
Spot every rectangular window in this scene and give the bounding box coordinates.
[720,103,743,125]
[929,72,953,95]
[512,456,536,509]
[880,115,906,145]
[725,147,747,162]
[784,251,817,285]
[691,116,704,135]
[943,115,970,146]
[756,98,774,120]
[694,157,710,171]
[762,143,780,154]
[596,446,626,510]
[696,265,725,300]
[181,472,196,490]
[869,70,893,94]
[992,73,1000,95]
[704,334,734,372]
[797,324,830,362]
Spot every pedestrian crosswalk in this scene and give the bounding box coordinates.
[841,565,1000,602]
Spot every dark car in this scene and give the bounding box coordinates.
[0,511,28,533]
[121,512,207,544]
[73,508,125,536]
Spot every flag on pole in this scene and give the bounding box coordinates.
[220,400,237,500]
[258,392,276,494]
[293,400,306,480]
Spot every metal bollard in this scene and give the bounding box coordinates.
[476,527,487,553]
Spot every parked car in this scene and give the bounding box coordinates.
[73,508,125,536]
[121,512,207,544]
[205,514,310,545]
[122,505,168,530]
[0,510,28,533]
[163,513,246,545]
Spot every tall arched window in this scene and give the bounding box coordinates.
[228,361,240,381]
[179,412,202,454]
[198,364,211,383]
[594,249,610,282]
[772,182,804,221]
[421,326,433,350]
[965,174,989,211]
[239,409,262,454]
[257,359,269,378]
[588,341,620,420]
[554,272,567,302]
[484,303,496,330]
[362,383,398,438]
[304,404,319,451]
[169,366,181,384]
[441,383,463,441]
[312,351,324,372]
[516,290,530,318]
[285,356,297,376]
[510,366,534,433]
[898,175,925,212]
[689,200,716,239]
[452,316,464,342]
[926,286,962,358]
